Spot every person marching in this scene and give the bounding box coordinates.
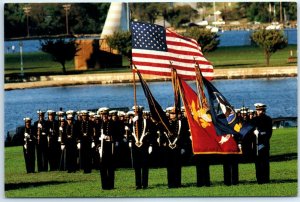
[78,110,94,173]
[160,107,189,188]
[46,110,60,171]
[252,103,273,184]
[99,108,116,190]
[34,110,48,172]
[129,105,155,189]
[61,114,78,173]
[22,117,36,173]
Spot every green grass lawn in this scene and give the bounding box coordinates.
[4,45,297,75]
[4,128,297,197]
[205,45,297,68]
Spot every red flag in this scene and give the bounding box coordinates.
[131,21,214,80]
[179,77,239,154]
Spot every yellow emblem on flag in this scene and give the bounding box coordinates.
[190,100,212,128]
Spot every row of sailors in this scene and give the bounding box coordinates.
[27,105,257,124]
[22,105,192,187]
[22,103,271,189]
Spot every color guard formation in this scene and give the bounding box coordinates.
[22,103,272,189]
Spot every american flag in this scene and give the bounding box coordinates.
[131,21,214,80]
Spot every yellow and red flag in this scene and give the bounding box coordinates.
[178,77,240,154]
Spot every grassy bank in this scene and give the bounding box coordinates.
[4,45,297,75]
[4,128,297,197]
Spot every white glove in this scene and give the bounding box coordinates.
[181,148,185,155]
[100,134,105,140]
[115,141,119,147]
[123,137,127,143]
[24,133,29,138]
[24,144,27,150]
[133,116,139,122]
[254,129,259,136]
[129,141,132,148]
[58,136,61,142]
[49,128,53,133]
[38,123,42,128]
[148,146,153,154]
[125,126,130,131]
[77,143,81,149]
[91,142,95,148]
[61,145,65,150]
[59,126,63,131]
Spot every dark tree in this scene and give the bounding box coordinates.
[251,29,287,66]
[40,37,80,74]
[106,31,132,60]
[184,27,220,53]
[165,5,199,28]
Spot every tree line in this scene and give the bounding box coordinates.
[4,2,297,39]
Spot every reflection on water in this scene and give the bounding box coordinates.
[4,78,297,133]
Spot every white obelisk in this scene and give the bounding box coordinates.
[100,2,129,40]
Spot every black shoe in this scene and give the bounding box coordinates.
[136,186,142,190]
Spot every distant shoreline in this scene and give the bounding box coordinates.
[4,66,297,91]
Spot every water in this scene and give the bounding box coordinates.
[4,29,297,53]
[4,78,297,134]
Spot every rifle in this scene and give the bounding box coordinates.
[129,141,133,168]
[254,127,259,156]
[24,133,28,154]
[59,146,66,171]
[99,129,104,163]
[77,143,81,170]
[125,127,133,168]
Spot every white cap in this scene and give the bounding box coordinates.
[118,111,126,116]
[23,117,32,122]
[66,110,74,115]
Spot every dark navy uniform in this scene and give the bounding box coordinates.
[34,111,48,172]
[129,106,154,189]
[93,114,102,170]
[22,118,36,173]
[99,109,116,190]
[46,110,60,171]
[61,114,78,173]
[78,110,94,173]
[195,154,211,187]
[160,108,189,188]
[252,103,272,184]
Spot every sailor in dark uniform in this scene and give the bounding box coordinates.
[57,110,66,125]
[46,110,60,171]
[160,107,189,188]
[61,114,78,173]
[252,103,273,184]
[178,106,192,166]
[129,105,154,189]
[34,110,48,172]
[92,112,102,170]
[78,110,94,173]
[110,110,123,168]
[99,108,116,190]
[22,117,36,173]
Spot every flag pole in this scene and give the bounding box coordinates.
[170,62,180,114]
[131,62,139,142]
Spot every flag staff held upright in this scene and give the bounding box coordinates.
[131,62,139,141]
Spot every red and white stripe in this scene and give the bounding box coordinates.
[132,29,214,80]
